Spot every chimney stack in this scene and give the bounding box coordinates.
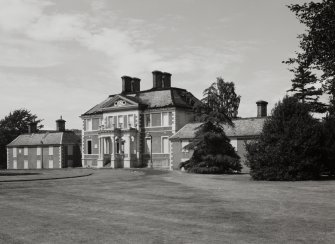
[256,100,268,117]
[162,72,171,88]
[28,121,37,134]
[56,116,66,132]
[131,77,141,93]
[152,70,163,89]
[121,76,132,93]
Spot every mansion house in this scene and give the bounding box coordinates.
[80,71,201,169]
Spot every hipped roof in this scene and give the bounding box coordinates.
[170,117,267,140]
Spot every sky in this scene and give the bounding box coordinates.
[0,0,314,129]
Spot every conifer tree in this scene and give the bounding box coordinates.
[286,59,325,112]
[286,0,335,115]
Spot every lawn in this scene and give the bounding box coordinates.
[0,169,334,244]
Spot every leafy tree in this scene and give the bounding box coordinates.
[246,96,323,180]
[196,77,241,125]
[286,0,335,115]
[181,78,241,174]
[0,109,43,169]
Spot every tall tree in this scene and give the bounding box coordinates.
[246,96,323,180]
[0,109,43,169]
[286,59,326,112]
[286,0,335,115]
[197,77,241,125]
[181,78,242,174]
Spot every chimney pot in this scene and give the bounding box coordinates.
[121,76,132,93]
[131,77,141,92]
[56,116,66,132]
[256,100,268,117]
[162,72,171,88]
[152,70,163,89]
[28,121,38,134]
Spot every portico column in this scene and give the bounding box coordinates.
[97,137,104,168]
[98,138,102,159]
[111,136,116,168]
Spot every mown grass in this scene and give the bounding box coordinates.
[0,169,334,244]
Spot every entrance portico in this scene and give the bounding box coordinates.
[97,127,140,168]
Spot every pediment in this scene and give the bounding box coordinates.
[102,95,139,110]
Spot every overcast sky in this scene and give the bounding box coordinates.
[0,0,313,129]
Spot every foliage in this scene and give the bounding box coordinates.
[285,59,326,112]
[180,121,241,174]
[196,77,241,125]
[246,96,323,180]
[181,78,242,174]
[320,117,335,175]
[0,109,43,169]
[286,0,335,115]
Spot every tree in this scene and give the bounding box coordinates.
[198,77,241,124]
[246,96,323,180]
[320,116,335,176]
[0,109,43,169]
[180,122,241,174]
[180,78,242,174]
[285,59,326,112]
[286,0,335,115]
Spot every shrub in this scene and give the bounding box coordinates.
[246,96,323,180]
[320,117,335,176]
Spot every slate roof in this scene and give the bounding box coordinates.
[82,87,201,116]
[170,117,267,140]
[7,131,81,147]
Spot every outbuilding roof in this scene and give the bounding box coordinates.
[7,131,80,147]
[82,87,201,116]
[170,117,267,140]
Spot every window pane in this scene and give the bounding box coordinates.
[162,137,169,153]
[230,139,237,150]
[107,116,113,128]
[68,145,73,155]
[124,115,128,128]
[162,112,169,126]
[92,118,100,130]
[87,141,92,154]
[24,147,28,155]
[24,160,28,169]
[145,138,151,153]
[168,112,173,125]
[145,114,150,127]
[86,119,92,131]
[49,160,53,169]
[128,115,134,128]
[49,146,53,156]
[151,113,161,127]
[181,140,189,152]
[13,148,17,157]
[118,116,123,128]
[37,147,41,155]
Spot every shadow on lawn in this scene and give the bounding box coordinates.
[0,172,41,176]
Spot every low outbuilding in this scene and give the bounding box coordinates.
[6,117,81,169]
[169,101,268,172]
